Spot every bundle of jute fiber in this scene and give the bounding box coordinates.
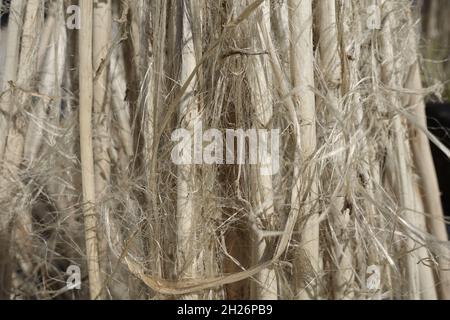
[0,0,449,300]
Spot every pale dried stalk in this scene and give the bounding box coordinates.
[248,0,278,300]
[37,8,56,70]
[93,0,112,267]
[288,0,320,299]
[0,0,25,300]
[412,183,438,299]
[111,50,133,162]
[358,0,400,298]
[176,0,201,299]
[396,6,442,300]
[79,0,102,300]
[17,0,41,85]
[346,0,395,299]
[93,0,112,299]
[379,0,420,299]
[317,0,341,87]
[1,123,25,295]
[0,0,25,159]
[24,2,65,164]
[188,0,223,299]
[399,46,438,299]
[25,5,76,270]
[12,0,43,279]
[270,0,289,66]
[404,13,450,298]
[316,0,355,299]
[406,61,450,299]
[257,6,305,298]
[128,0,142,79]
[139,0,167,282]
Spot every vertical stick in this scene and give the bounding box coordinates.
[407,61,450,299]
[93,0,112,198]
[316,0,355,299]
[248,0,278,300]
[288,0,320,299]
[176,0,200,299]
[0,0,25,159]
[79,0,102,300]
[0,0,25,300]
[12,0,43,280]
[93,0,112,299]
[378,0,420,299]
